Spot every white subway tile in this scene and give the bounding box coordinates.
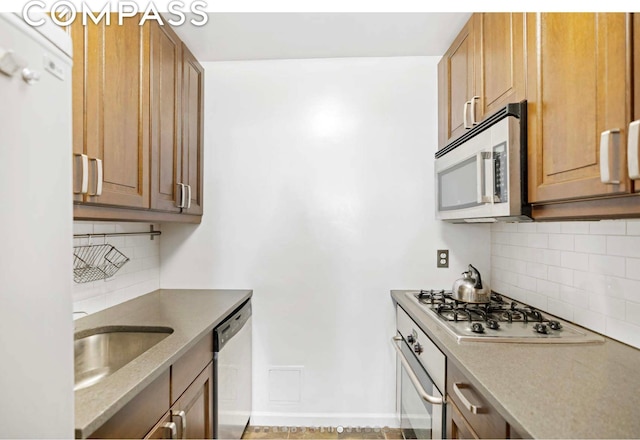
[625,258,640,281]
[575,235,606,254]
[512,259,528,275]
[510,233,528,247]
[73,222,94,235]
[115,223,153,233]
[626,302,640,326]
[517,274,537,290]
[73,295,107,316]
[588,293,626,318]
[93,223,117,234]
[527,291,548,310]
[526,262,548,279]
[548,234,574,251]
[561,221,590,235]
[560,251,589,270]
[547,299,575,321]
[492,256,509,270]
[626,220,640,236]
[607,236,640,258]
[493,232,509,244]
[539,249,561,266]
[605,317,640,348]
[548,266,574,286]
[559,285,584,306]
[537,279,561,299]
[573,307,606,333]
[536,222,563,234]
[499,271,518,286]
[589,220,626,235]
[572,271,606,294]
[589,254,625,277]
[517,223,537,233]
[527,233,549,249]
[501,223,519,232]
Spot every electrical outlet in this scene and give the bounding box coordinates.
[437,249,449,268]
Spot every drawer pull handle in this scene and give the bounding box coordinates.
[171,410,187,439]
[453,382,485,414]
[162,421,178,439]
[600,129,621,184]
[391,336,444,405]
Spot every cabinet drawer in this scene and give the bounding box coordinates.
[446,362,507,439]
[89,369,170,439]
[171,332,213,404]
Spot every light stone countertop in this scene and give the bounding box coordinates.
[391,290,640,439]
[73,289,252,439]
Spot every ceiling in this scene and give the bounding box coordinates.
[170,13,472,62]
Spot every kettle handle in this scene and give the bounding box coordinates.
[468,264,483,289]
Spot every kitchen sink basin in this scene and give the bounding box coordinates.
[74,326,173,391]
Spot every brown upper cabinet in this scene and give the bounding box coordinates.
[71,17,150,209]
[439,13,640,220]
[438,13,526,149]
[526,13,632,205]
[71,17,204,223]
[180,44,205,216]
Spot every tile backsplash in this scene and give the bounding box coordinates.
[72,222,160,315]
[491,220,640,349]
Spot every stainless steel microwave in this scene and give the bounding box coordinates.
[435,101,531,223]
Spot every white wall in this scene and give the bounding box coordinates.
[160,56,490,427]
[72,222,161,315]
[491,220,640,349]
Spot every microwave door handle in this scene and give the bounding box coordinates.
[476,152,493,204]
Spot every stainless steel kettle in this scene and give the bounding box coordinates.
[452,264,490,303]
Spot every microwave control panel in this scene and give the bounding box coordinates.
[493,142,507,203]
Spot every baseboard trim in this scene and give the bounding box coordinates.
[249,412,399,428]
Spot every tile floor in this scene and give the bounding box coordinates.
[242,426,404,440]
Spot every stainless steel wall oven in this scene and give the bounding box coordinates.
[393,306,445,439]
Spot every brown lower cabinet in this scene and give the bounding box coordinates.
[88,334,213,439]
[445,361,508,439]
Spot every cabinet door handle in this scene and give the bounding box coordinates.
[463,100,471,130]
[89,158,103,196]
[470,96,480,126]
[186,185,192,209]
[600,129,621,184]
[171,410,186,439]
[453,382,485,414]
[176,183,186,209]
[74,154,89,194]
[628,120,640,179]
[162,421,178,439]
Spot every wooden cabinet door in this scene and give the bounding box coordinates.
[83,15,150,208]
[633,14,640,193]
[447,402,479,439]
[527,13,631,203]
[476,13,525,120]
[69,21,85,203]
[181,44,204,215]
[150,22,182,212]
[438,16,477,148]
[172,362,214,439]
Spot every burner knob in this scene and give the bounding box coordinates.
[487,319,500,330]
[407,334,415,344]
[471,323,485,334]
[413,343,423,354]
[549,320,562,330]
[533,323,549,334]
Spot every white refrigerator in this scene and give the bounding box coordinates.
[0,13,74,438]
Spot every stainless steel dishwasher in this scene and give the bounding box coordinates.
[214,300,252,439]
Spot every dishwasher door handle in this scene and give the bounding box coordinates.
[391,336,444,405]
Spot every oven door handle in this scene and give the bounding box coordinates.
[391,336,444,405]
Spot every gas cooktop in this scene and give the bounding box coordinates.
[409,289,604,343]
